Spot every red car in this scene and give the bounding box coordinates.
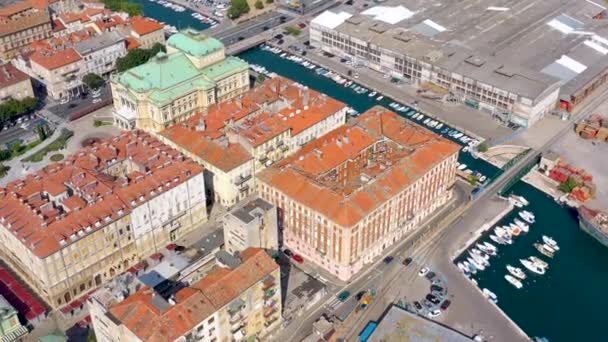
[292,254,304,263]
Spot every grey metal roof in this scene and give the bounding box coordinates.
[74,31,125,56]
[215,250,241,269]
[231,196,274,224]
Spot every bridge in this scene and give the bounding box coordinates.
[226,34,269,55]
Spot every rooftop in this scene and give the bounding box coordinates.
[160,77,346,171]
[129,16,163,36]
[314,0,608,100]
[29,47,81,70]
[166,29,224,57]
[257,106,460,227]
[230,196,275,224]
[367,304,473,342]
[0,1,50,37]
[0,131,203,258]
[0,63,29,89]
[74,31,125,56]
[108,248,277,342]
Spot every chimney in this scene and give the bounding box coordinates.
[303,88,309,107]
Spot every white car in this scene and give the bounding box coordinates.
[418,267,430,277]
[427,309,441,318]
[60,98,69,105]
[92,98,102,104]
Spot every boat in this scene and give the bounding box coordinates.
[479,175,487,183]
[529,256,549,268]
[509,224,522,236]
[514,218,529,232]
[506,265,526,279]
[494,226,511,239]
[376,95,384,101]
[578,206,608,248]
[476,243,495,256]
[441,127,450,134]
[489,234,507,245]
[453,132,464,139]
[519,210,535,224]
[457,164,467,170]
[509,196,524,208]
[464,260,477,274]
[423,118,430,125]
[467,257,485,271]
[482,288,497,303]
[436,123,444,129]
[542,236,559,250]
[512,195,529,206]
[471,248,489,260]
[368,91,377,97]
[520,259,546,275]
[534,243,555,258]
[505,274,523,289]
[468,251,489,266]
[457,262,467,273]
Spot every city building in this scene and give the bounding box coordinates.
[74,30,127,78]
[0,295,28,341]
[278,0,327,14]
[111,29,250,131]
[28,46,84,100]
[89,248,282,342]
[363,304,474,341]
[0,62,34,102]
[128,16,165,49]
[223,196,278,254]
[0,0,53,60]
[257,107,459,281]
[310,0,608,126]
[0,130,207,309]
[159,76,347,207]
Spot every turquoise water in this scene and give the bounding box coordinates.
[131,0,211,31]
[237,47,607,341]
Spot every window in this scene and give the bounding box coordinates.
[207,317,215,324]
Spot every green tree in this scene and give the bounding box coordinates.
[477,142,488,153]
[266,0,273,3]
[558,176,579,193]
[100,0,142,16]
[0,163,9,178]
[116,43,167,73]
[82,73,105,90]
[256,73,266,84]
[36,124,49,141]
[255,0,264,9]
[0,97,37,125]
[228,0,250,19]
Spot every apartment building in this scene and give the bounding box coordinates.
[0,62,33,102]
[28,47,84,100]
[310,2,587,127]
[111,29,249,132]
[223,196,278,254]
[0,131,207,309]
[159,76,347,207]
[257,107,460,281]
[74,30,127,78]
[128,16,165,49]
[0,0,52,60]
[89,248,281,342]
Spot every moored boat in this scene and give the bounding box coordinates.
[519,210,536,224]
[489,234,507,245]
[514,218,530,232]
[534,243,555,258]
[542,235,559,250]
[520,259,546,275]
[529,256,548,268]
[482,288,497,303]
[505,274,523,289]
[483,241,497,253]
[506,265,526,279]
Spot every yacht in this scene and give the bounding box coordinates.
[457,262,467,273]
[506,265,526,279]
[505,274,523,289]
[482,288,497,303]
[514,219,530,232]
[512,195,530,206]
[494,226,512,239]
[489,234,507,245]
[467,257,485,271]
[529,256,549,268]
[534,243,555,258]
[368,91,377,97]
[542,236,559,250]
[509,196,524,208]
[436,123,444,129]
[479,175,487,183]
[509,224,522,236]
[464,260,477,274]
[457,164,467,170]
[483,241,497,252]
[376,95,384,101]
[476,243,495,256]
[519,210,536,224]
[471,248,490,261]
[521,259,546,275]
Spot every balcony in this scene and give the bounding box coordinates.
[234,174,252,186]
[280,145,289,152]
[239,184,249,193]
[261,275,275,291]
[229,312,247,324]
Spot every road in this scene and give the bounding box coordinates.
[211,11,291,45]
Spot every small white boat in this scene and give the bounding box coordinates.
[534,243,555,258]
[512,195,529,206]
[483,241,497,252]
[457,164,467,170]
[542,236,559,250]
[436,123,444,129]
[489,234,507,245]
[463,260,476,274]
[423,118,430,124]
[506,265,526,279]
[519,210,535,224]
[479,175,487,182]
[453,133,464,139]
[521,259,545,275]
[467,257,485,271]
[514,218,529,232]
[369,91,377,97]
[376,95,384,101]
[457,262,467,273]
[529,256,549,268]
[505,274,523,289]
[482,288,497,303]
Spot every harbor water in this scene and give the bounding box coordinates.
[236,48,608,340]
[130,0,211,31]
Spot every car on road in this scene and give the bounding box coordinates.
[337,291,350,302]
[92,98,102,104]
[383,256,394,264]
[402,257,412,266]
[440,299,451,311]
[418,267,430,277]
[283,249,293,257]
[425,271,436,280]
[355,291,366,301]
[428,309,441,318]
[413,301,423,311]
[292,254,304,263]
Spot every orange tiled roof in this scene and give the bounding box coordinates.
[0,63,29,89]
[160,77,346,171]
[257,107,460,227]
[29,47,81,70]
[130,16,163,36]
[109,248,278,342]
[94,15,126,32]
[125,36,140,50]
[0,131,204,258]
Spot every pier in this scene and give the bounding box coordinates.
[162,0,223,21]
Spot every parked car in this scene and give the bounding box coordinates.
[92,98,102,104]
[431,278,443,286]
[430,285,445,293]
[292,254,304,263]
[283,249,293,257]
[337,291,350,302]
[383,256,394,264]
[425,271,436,280]
[428,309,441,318]
[426,294,440,305]
[418,267,430,277]
[355,291,366,301]
[413,301,423,311]
[402,257,413,266]
[440,299,451,311]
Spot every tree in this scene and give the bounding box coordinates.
[256,73,266,84]
[558,176,579,193]
[36,124,49,141]
[100,0,142,16]
[228,0,250,19]
[266,0,273,3]
[0,97,37,124]
[477,142,488,153]
[255,0,264,9]
[0,163,9,178]
[115,43,167,73]
[83,73,105,90]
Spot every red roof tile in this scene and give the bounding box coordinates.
[0,63,29,89]
[30,47,81,70]
[130,16,163,36]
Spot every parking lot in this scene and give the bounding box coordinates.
[48,84,111,121]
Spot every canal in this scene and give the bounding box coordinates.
[131,0,211,31]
